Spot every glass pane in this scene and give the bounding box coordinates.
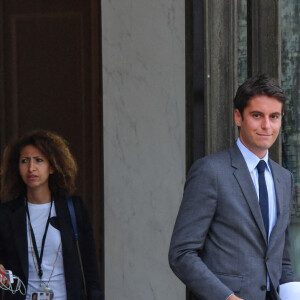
[281,1,300,218]
[281,0,300,278]
[238,0,247,85]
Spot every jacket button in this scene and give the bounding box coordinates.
[260,285,267,291]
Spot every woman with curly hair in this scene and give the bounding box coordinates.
[0,130,103,300]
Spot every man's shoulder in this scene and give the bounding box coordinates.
[193,146,238,165]
[269,159,293,178]
[189,147,237,175]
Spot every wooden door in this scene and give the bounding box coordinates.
[0,0,104,287]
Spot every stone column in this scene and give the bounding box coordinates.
[102,0,186,299]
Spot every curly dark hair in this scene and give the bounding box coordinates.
[0,129,77,201]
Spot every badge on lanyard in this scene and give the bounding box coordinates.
[31,287,54,300]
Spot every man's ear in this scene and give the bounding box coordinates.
[234,108,242,127]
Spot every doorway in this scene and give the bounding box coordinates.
[0,0,104,288]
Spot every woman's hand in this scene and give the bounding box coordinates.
[0,264,10,286]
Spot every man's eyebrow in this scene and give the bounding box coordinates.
[249,110,262,114]
[271,112,282,115]
[249,110,282,115]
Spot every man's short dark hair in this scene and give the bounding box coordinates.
[234,74,285,117]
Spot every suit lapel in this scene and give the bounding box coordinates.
[268,160,283,217]
[54,196,80,292]
[54,197,74,253]
[11,197,28,280]
[230,145,268,244]
[268,160,284,249]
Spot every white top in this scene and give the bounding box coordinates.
[26,202,67,300]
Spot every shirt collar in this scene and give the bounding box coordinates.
[236,138,270,172]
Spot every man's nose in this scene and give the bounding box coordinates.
[261,117,271,129]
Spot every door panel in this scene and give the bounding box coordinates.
[0,0,104,287]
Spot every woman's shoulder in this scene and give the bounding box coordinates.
[0,196,24,211]
[62,195,83,205]
[0,197,24,224]
[58,195,91,226]
[69,195,83,202]
[55,195,86,212]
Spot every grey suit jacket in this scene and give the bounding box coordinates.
[169,145,297,300]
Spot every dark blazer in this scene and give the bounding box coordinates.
[169,145,297,300]
[0,196,104,300]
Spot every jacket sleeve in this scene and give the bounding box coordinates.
[168,158,233,300]
[73,197,104,300]
[280,228,298,284]
[0,203,14,270]
[0,204,5,264]
[280,173,298,284]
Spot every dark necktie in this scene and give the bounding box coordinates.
[257,160,269,238]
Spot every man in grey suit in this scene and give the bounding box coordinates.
[169,74,297,300]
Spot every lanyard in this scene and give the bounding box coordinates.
[25,197,53,279]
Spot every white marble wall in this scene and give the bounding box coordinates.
[102,0,185,299]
